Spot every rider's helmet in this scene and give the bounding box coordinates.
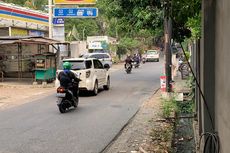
[63,62,71,70]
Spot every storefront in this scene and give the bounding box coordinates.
[0,36,69,82]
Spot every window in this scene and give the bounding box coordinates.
[147,50,158,55]
[93,60,103,69]
[90,54,104,59]
[103,54,110,58]
[62,60,85,70]
[85,60,92,69]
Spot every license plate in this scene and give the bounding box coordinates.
[57,98,62,104]
[56,93,66,97]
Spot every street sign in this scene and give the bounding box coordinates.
[54,0,96,5]
[53,18,65,24]
[53,8,98,18]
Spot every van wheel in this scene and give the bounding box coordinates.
[103,77,110,90]
[92,80,98,96]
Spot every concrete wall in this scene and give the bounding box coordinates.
[201,0,216,134]
[214,0,230,152]
[201,0,230,152]
[70,41,88,58]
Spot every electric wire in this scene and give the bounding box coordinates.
[179,42,220,153]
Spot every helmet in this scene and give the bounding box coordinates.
[63,62,71,70]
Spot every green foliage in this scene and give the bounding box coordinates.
[186,12,201,39]
[2,0,26,5]
[65,19,100,40]
[171,0,201,42]
[117,46,127,59]
[118,37,141,54]
[116,37,142,58]
[177,101,194,114]
[3,0,47,11]
[185,51,190,60]
[97,0,164,47]
[162,97,178,118]
[4,0,201,44]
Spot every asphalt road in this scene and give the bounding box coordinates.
[0,61,163,153]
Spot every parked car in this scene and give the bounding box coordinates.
[56,58,110,95]
[82,53,113,68]
[146,50,160,62]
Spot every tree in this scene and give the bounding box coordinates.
[65,18,100,40]
[97,0,201,43]
[171,0,201,42]
[117,37,141,58]
[96,0,164,48]
[2,0,47,11]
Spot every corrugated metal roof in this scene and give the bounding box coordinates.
[0,40,17,44]
[0,36,61,45]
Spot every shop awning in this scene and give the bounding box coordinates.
[0,36,62,45]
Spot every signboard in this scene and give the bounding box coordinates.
[11,28,28,36]
[54,0,96,4]
[53,18,65,25]
[54,8,98,18]
[88,42,103,49]
[29,30,45,37]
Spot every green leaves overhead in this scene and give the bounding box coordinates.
[65,18,100,40]
[2,0,47,11]
[3,0,201,43]
[171,0,201,41]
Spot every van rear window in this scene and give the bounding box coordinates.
[147,50,158,54]
[61,60,92,70]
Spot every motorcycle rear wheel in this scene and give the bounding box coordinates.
[58,104,66,113]
[73,97,79,108]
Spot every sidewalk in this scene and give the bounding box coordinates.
[102,70,195,153]
[0,81,55,110]
[103,89,164,153]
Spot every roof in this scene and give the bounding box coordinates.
[63,58,96,61]
[84,52,110,55]
[0,36,61,45]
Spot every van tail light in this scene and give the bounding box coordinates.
[57,87,65,93]
[86,70,91,78]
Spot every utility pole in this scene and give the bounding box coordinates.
[48,0,53,39]
[164,0,172,92]
[82,26,86,41]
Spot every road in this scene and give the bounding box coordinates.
[0,61,163,153]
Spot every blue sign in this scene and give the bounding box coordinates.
[53,8,98,18]
[53,18,65,24]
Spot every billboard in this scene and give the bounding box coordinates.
[54,0,96,4]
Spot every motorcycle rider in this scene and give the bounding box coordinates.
[124,55,133,69]
[58,62,81,98]
[133,54,140,66]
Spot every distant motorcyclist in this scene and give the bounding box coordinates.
[58,62,81,98]
[133,54,140,64]
[125,55,133,69]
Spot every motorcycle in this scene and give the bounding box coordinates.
[125,63,132,74]
[142,57,146,64]
[133,61,140,68]
[56,81,80,113]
